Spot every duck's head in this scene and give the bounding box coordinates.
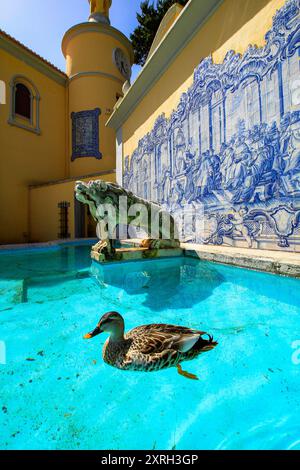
[84,312,124,340]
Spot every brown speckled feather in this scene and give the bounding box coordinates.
[102,323,217,372]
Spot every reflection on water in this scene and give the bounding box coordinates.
[91,257,225,311]
[0,245,92,281]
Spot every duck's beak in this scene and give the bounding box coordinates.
[84,325,102,340]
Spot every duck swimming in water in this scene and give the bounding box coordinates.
[84,312,217,380]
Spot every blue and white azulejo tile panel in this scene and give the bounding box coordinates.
[123,0,300,251]
[71,108,102,161]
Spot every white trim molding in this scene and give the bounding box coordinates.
[62,22,134,64]
[0,31,67,87]
[69,70,123,85]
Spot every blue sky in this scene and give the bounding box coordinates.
[0,0,142,79]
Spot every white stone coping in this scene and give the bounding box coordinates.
[122,239,300,277]
[182,243,300,278]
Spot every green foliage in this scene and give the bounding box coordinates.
[130,0,189,66]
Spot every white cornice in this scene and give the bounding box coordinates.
[0,33,67,87]
[148,3,184,59]
[106,0,224,130]
[69,70,123,85]
[62,22,134,64]
[29,169,116,189]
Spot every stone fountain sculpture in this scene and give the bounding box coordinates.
[75,180,180,261]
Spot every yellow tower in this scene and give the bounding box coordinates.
[62,0,133,177]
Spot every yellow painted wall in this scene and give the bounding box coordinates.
[29,172,116,242]
[0,47,67,244]
[63,27,131,177]
[68,75,122,175]
[122,0,287,158]
[64,30,130,80]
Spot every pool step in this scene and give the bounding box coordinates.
[24,269,91,304]
[0,279,26,311]
[27,268,90,286]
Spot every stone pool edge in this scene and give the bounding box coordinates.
[182,244,300,278]
[0,238,299,278]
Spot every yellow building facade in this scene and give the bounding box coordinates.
[1,0,299,251]
[0,0,133,244]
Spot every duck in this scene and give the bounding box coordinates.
[84,312,217,380]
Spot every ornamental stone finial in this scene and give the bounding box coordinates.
[88,0,112,24]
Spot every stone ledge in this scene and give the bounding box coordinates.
[91,247,183,263]
[0,238,98,252]
[183,245,300,278]
[121,239,300,277]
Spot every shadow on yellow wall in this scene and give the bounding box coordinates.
[29,172,115,243]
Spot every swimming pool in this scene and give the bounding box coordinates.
[0,244,299,450]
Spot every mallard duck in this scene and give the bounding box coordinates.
[84,312,217,380]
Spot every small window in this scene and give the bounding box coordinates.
[0,80,5,104]
[8,76,41,134]
[15,83,31,119]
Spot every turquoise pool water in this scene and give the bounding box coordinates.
[0,244,300,450]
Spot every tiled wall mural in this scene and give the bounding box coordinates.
[123,0,300,251]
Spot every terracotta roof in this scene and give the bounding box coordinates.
[0,28,67,78]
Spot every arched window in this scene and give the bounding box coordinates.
[15,83,31,119]
[8,76,41,134]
